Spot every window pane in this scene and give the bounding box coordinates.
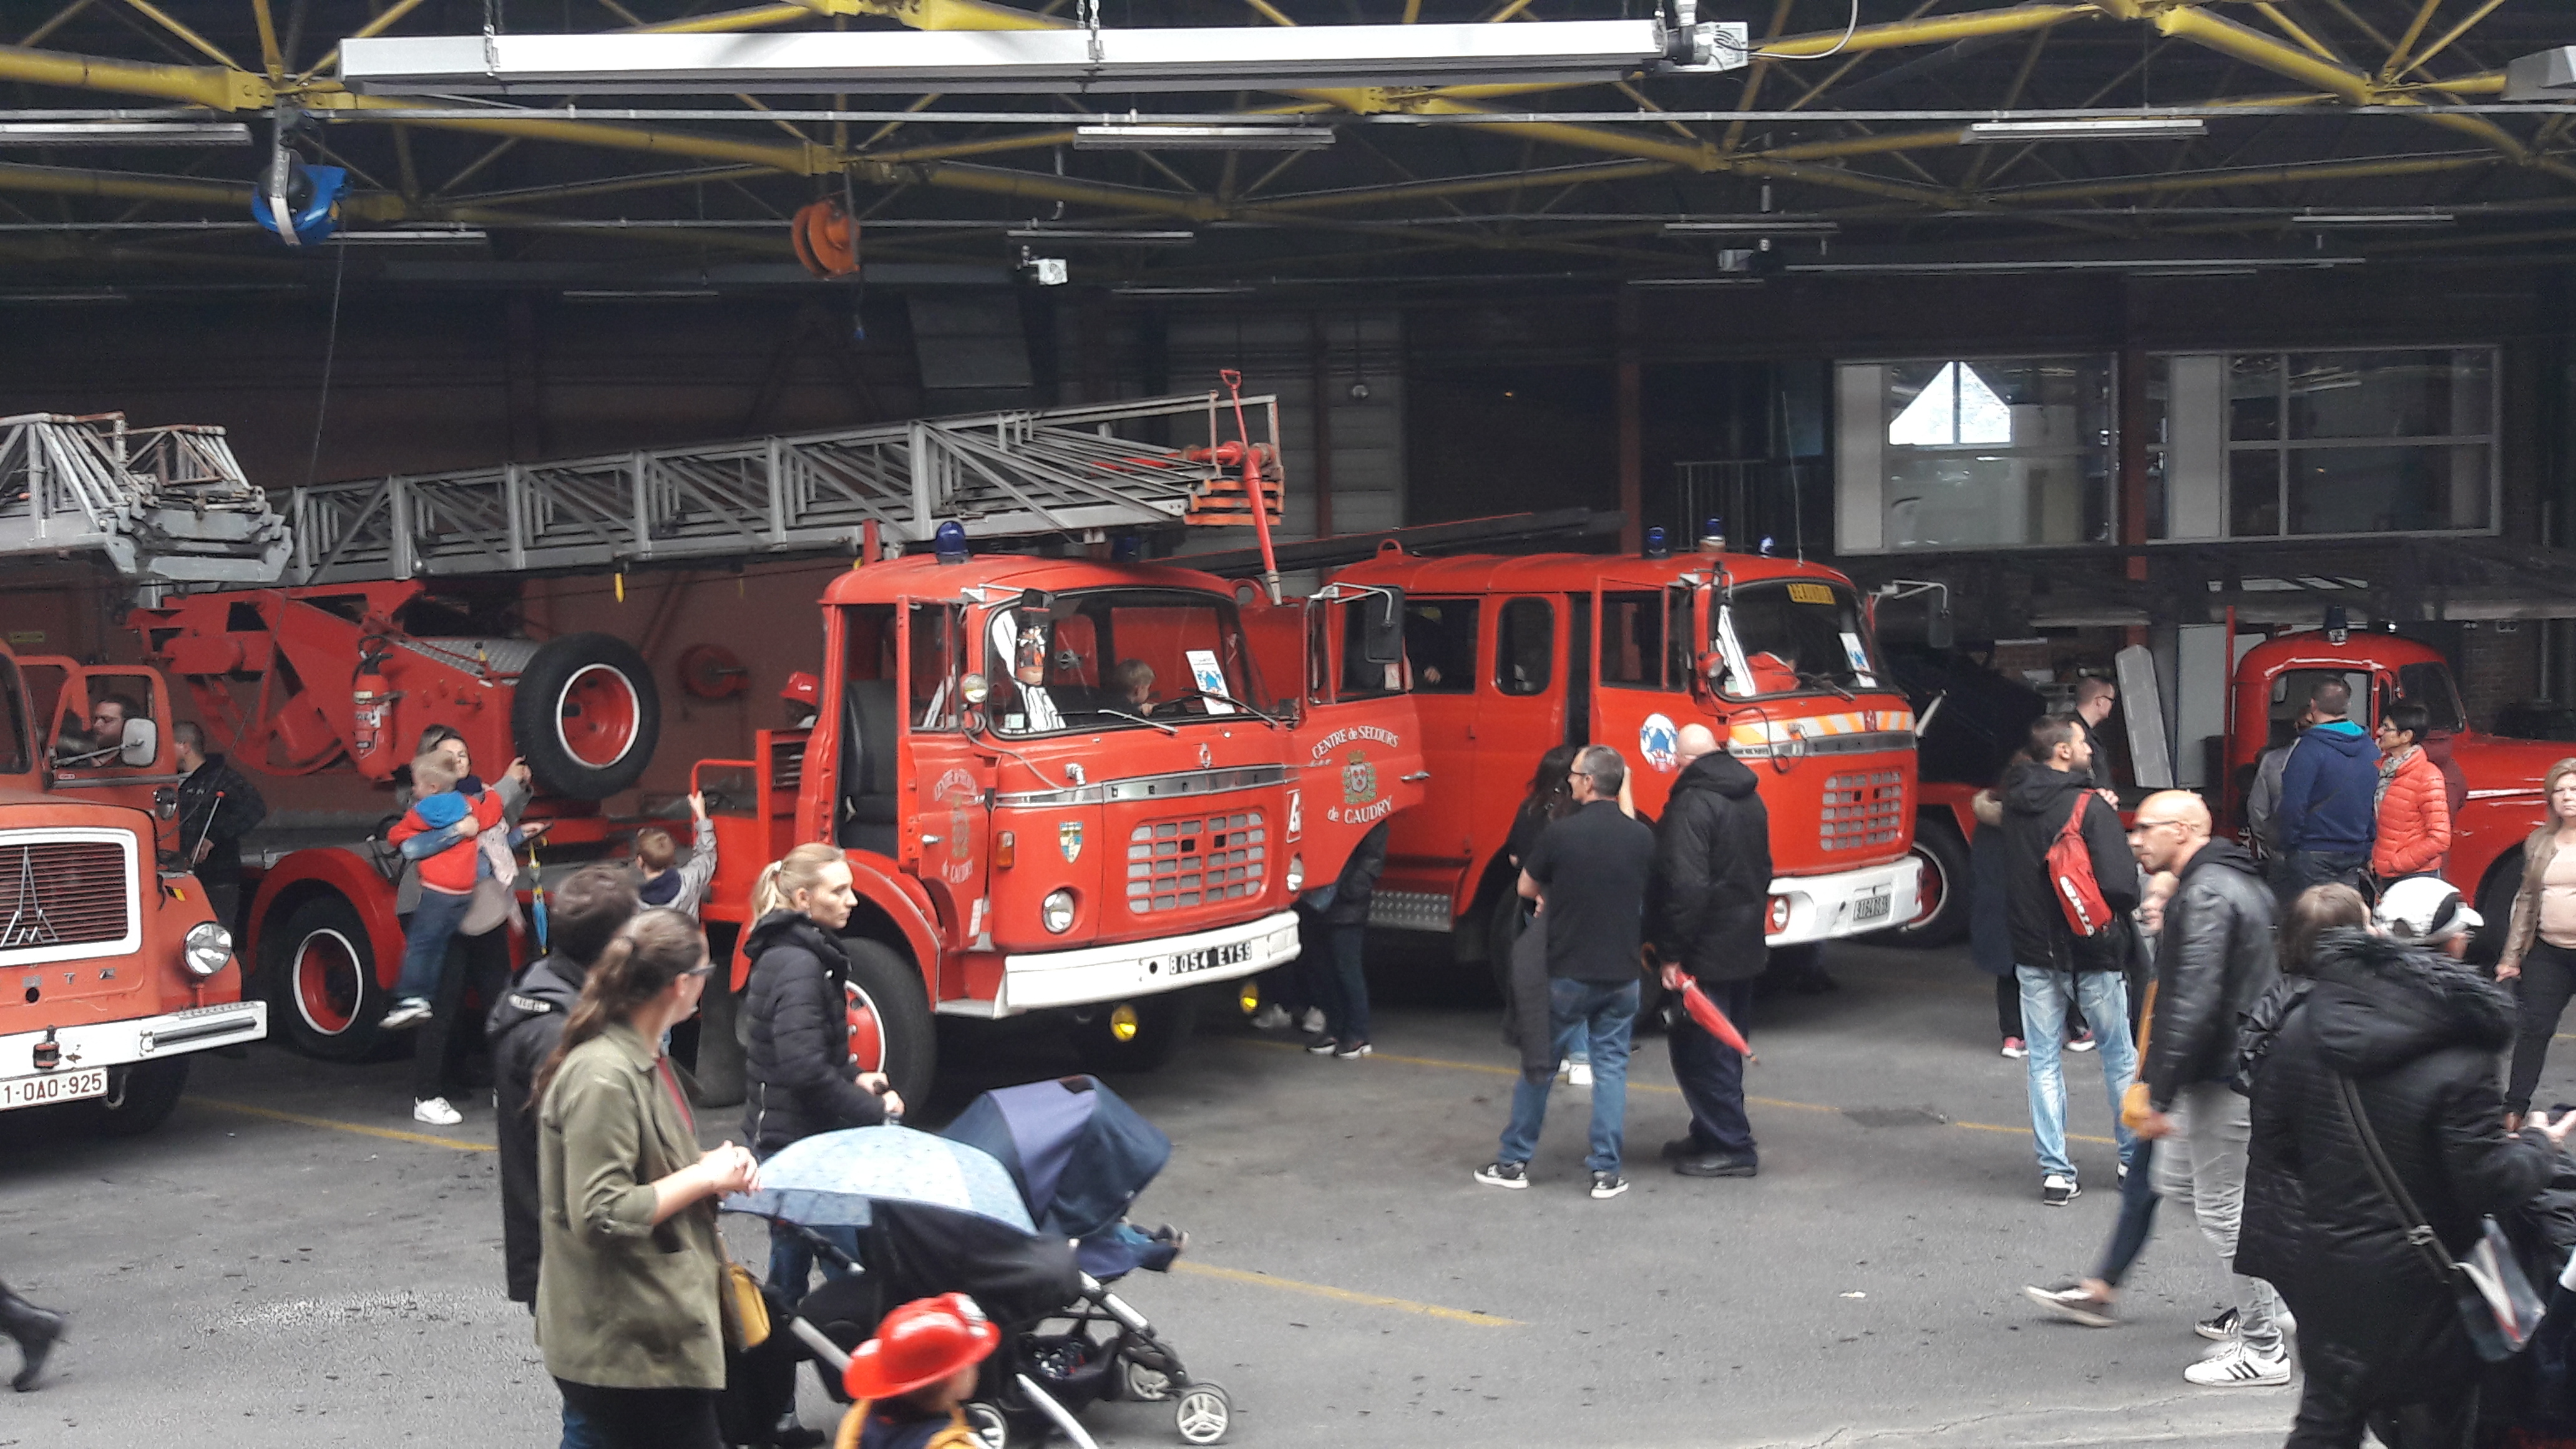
[2228,355,2280,441]
[1883,453,2110,548]
[1717,580,1880,700]
[2228,450,2280,537]
[2287,444,2489,534]
[2288,349,2492,439]
[1495,598,1553,696]
[1340,602,1401,699]
[1402,598,1478,693]
[2397,661,2465,735]
[1600,592,1665,689]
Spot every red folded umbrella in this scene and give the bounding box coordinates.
[1679,977,1755,1060]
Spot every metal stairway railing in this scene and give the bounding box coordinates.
[0,413,291,583]
[284,389,1284,585]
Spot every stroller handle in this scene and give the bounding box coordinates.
[1015,1373,1102,1449]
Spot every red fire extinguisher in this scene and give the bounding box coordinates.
[351,637,397,771]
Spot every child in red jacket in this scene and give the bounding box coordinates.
[383,750,504,1032]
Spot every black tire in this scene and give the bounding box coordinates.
[266,893,388,1062]
[838,937,938,1110]
[1073,990,1199,1074]
[1871,816,1973,949]
[80,1058,189,1138]
[2474,852,2523,965]
[511,632,662,800]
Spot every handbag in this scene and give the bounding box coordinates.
[716,1232,771,1352]
[2336,1071,2545,1362]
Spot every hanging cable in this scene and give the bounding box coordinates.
[302,240,348,489]
[1772,0,1861,62]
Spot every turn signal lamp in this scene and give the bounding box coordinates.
[995,831,1016,869]
[1767,895,1792,934]
[1110,1003,1140,1042]
[1237,982,1261,1016]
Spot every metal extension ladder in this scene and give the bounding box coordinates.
[0,413,291,583]
[285,389,1284,585]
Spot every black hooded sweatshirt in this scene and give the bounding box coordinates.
[2000,759,2139,973]
[741,910,890,1158]
[487,955,589,1305]
[1652,749,1774,985]
[2238,929,2557,1383]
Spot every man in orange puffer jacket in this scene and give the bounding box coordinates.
[2370,701,2453,880]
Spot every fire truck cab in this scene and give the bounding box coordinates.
[696,550,1422,1100]
[0,643,263,1136]
[1329,538,1919,975]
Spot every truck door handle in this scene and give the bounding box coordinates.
[919,834,944,844]
[1401,771,1432,782]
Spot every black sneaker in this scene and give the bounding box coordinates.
[1334,1039,1372,1060]
[1474,1160,1529,1190]
[1589,1170,1629,1200]
[2196,1306,2242,1342]
[2041,1174,2079,1206]
[1672,1151,1757,1178]
[1304,1033,1339,1055]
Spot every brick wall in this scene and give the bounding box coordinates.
[2459,622,2542,731]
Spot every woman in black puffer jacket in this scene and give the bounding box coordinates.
[2239,924,2575,1448]
[742,842,901,1300]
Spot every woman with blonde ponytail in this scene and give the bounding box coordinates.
[534,909,757,1449]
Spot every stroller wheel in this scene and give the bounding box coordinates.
[1173,1381,1231,1445]
[961,1400,1012,1449]
[1122,1357,1176,1403]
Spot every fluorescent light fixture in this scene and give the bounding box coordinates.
[1626,276,1767,288]
[0,121,251,146]
[1785,256,2358,276]
[2288,209,2454,228]
[1110,284,1254,296]
[0,288,129,302]
[2506,47,2576,102]
[1962,117,2206,142]
[1664,218,1839,236]
[339,22,1706,95]
[1073,124,1334,152]
[326,227,490,245]
[1005,227,1197,246]
[560,288,721,300]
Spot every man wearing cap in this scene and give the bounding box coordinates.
[2127,789,2290,1388]
[839,1293,1002,1449]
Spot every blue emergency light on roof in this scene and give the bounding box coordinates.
[1644,526,1669,560]
[934,520,969,564]
[2325,604,2350,645]
[1700,517,1727,554]
[1759,535,1775,555]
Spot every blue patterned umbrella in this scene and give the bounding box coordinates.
[723,1125,1035,1232]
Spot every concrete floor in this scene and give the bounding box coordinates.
[6,935,2568,1448]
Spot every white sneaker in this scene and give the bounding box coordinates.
[1249,1003,1289,1031]
[412,1096,463,1126]
[1568,1061,1594,1088]
[1298,1007,1325,1035]
[380,998,432,1030]
[2182,1340,2291,1387]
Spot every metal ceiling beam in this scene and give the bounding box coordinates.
[1754,2,2096,59]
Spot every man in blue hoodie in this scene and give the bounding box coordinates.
[2272,678,2381,904]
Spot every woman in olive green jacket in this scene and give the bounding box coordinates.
[534,909,758,1449]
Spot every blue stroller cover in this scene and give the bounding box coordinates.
[942,1075,1174,1278]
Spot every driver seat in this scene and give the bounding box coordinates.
[837,679,902,856]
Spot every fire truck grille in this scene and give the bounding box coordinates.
[1819,772,1906,852]
[1126,811,1267,914]
[0,840,131,950]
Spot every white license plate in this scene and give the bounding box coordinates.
[1160,940,1254,978]
[0,1066,107,1111]
[1853,890,1893,924]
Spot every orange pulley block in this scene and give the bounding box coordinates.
[791,198,861,278]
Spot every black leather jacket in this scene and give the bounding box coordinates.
[2144,839,2279,1109]
[741,911,889,1157]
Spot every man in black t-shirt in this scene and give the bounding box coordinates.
[1476,744,1657,1201]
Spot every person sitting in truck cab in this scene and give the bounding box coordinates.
[1110,658,1157,716]
[54,691,142,764]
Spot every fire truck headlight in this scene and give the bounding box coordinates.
[1042,889,1077,934]
[183,921,233,977]
[960,673,991,705]
[1285,854,1305,893]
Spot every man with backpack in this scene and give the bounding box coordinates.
[2002,716,2142,1208]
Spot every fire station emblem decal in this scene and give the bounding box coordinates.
[1640,713,1681,773]
[1342,749,1378,807]
[1059,821,1083,864]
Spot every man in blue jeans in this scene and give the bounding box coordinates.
[2001,716,2142,1206]
[1478,744,1657,1201]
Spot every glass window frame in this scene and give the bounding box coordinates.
[980,586,1274,739]
[1837,352,2120,555]
[1399,596,1481,696]
[1493,596,1554,698]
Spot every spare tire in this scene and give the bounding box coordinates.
[512,632,661,799]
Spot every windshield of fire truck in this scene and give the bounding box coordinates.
[0,654,26,775]
[987,587,1271,737]
[1712,579,1885,701]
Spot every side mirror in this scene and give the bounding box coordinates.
[120,716,158,768]
[1927,605,1955,652]
[1360,587,1405,665]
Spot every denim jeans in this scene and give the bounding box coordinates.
[561,1398,605,1449]
[1498,978,1637,1174]
[2278,849,2368,908]
[2093,1139,2161,1288]
[393,886,475,1002]
[1668,976,1757,1158]
[1318,922,1370,1043]
[764,1219,861,1307]
[2015,964,2138,1181]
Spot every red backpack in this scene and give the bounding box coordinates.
[2047,798,2115,939]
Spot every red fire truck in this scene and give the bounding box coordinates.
[1327,532,1919,980]
[1,643,262,1135]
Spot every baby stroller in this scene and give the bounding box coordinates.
[724,1077,1231,1448]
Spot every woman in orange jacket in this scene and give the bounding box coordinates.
[2369,702,2452,881]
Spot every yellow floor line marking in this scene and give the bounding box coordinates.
[1170,1261,1521,1327]
[1237,1038,2115,1145]
[193,1097,495,1153]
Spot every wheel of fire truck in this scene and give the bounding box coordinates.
[1869,815,1971,949]
[1073,990,1200,1074]
[77,1059,189,1137]
[512,632,663,801]
[841,936,937,1109]
[267,894,388,1061]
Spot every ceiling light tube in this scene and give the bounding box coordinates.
[1072,124,1334,151]
[560,288,722,300]
[0,121,253,145]
[2288,210,2454,227]
[1627,276,1767,288]
[326,227,490,244]
[1961,117,2206,142]
[1664,218,1839,236]
[1005,227,1198,246]
[1110,284,1256,296]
